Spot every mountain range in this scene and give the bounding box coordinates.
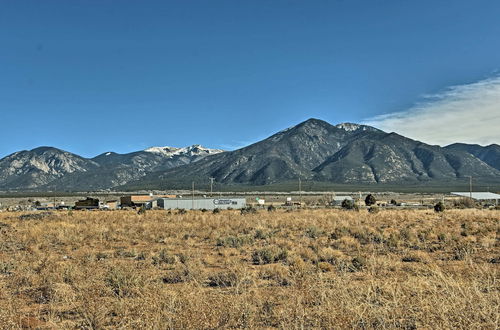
[0,145,223,191]
[1,118,499,191]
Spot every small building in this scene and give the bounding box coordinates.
[75,197,100,210]
[330,196,353,206]
[36,202,56,210]
[157,197,246,210]
[120,195,176,208]
[104,200,119,210]
[451,192,500,205]
[120,195,153,208]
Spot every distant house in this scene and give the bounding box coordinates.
[451,192,500,205]
[104,200,119,210]
[75,197,100,210]
[120,195,176,208]
[330,196,353,206]
[36,202,55,210]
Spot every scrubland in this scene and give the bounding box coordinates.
[0,208,498,329]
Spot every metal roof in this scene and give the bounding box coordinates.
[332,196,353,201]
[157,197,246,201]
[451,192,500,200]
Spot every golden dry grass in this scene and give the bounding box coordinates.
[0,208,498,329]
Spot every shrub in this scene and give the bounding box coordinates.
[0,261,14,275]
[368,206,379,214]
[252,247,288,265]
[318,247,345,265]
[402,255,421,263]
[453,198,475,209]
[254,229,271,240]
[152,249,176,265]
[305,226,323,239]
[115,249,137,258]
[177,253,189,264]
[437,233,447,242]
[26,285,54,304]
[241,206,257,215]
[453,243,476,260]
[365,194,376,206]
[318,262,335,272]
[137,206,147,215]
[267,204,276,212]
[18,212,52,221]
[258,264,291,286]
[207,271,240,287]
[341,199,357,210]
[390,199,397,205]
[105,267,141,298]
[434,202,445,213]
[95,252,108,260]
[212,208,220,214]
[350,256,367,272]
[162,267,190,284]
[489,257,499,264]
[216,235,253,248]
[330,226,350,240]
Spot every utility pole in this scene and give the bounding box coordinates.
[467,176,473,200]
[298,177,302,206]
[209,177,215,197]
[53,184,56,210]
[192,181,195,210]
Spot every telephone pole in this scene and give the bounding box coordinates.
[209,177,215,197]
[467,176,473,200]
[192,181,195,210]
[298,178,302,206]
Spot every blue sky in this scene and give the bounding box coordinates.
[1,0,500,158]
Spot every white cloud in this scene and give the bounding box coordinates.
[364,76,500,146]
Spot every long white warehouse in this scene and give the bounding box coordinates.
[157,197,247,210]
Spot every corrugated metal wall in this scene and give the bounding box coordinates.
[157,198,246,210]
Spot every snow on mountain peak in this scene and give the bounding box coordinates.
[144,146,180,156]
[335,123,363,132]
[144,145,224,157]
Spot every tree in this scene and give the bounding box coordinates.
[434,201,445,213]
[365,194,376,206]
[341,199,358,211]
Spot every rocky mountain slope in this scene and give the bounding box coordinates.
[1,119,498,191]
[445,143,500,171]
[0,147,99,189]
[313,133,498,183]
[129,119,500,189]
[0,145,223,191]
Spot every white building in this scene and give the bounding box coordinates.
[157,197,246,210]
[451,192,500,204]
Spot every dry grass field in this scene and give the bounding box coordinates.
[0,208,498,329]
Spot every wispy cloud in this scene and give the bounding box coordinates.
[364,76,500,146]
